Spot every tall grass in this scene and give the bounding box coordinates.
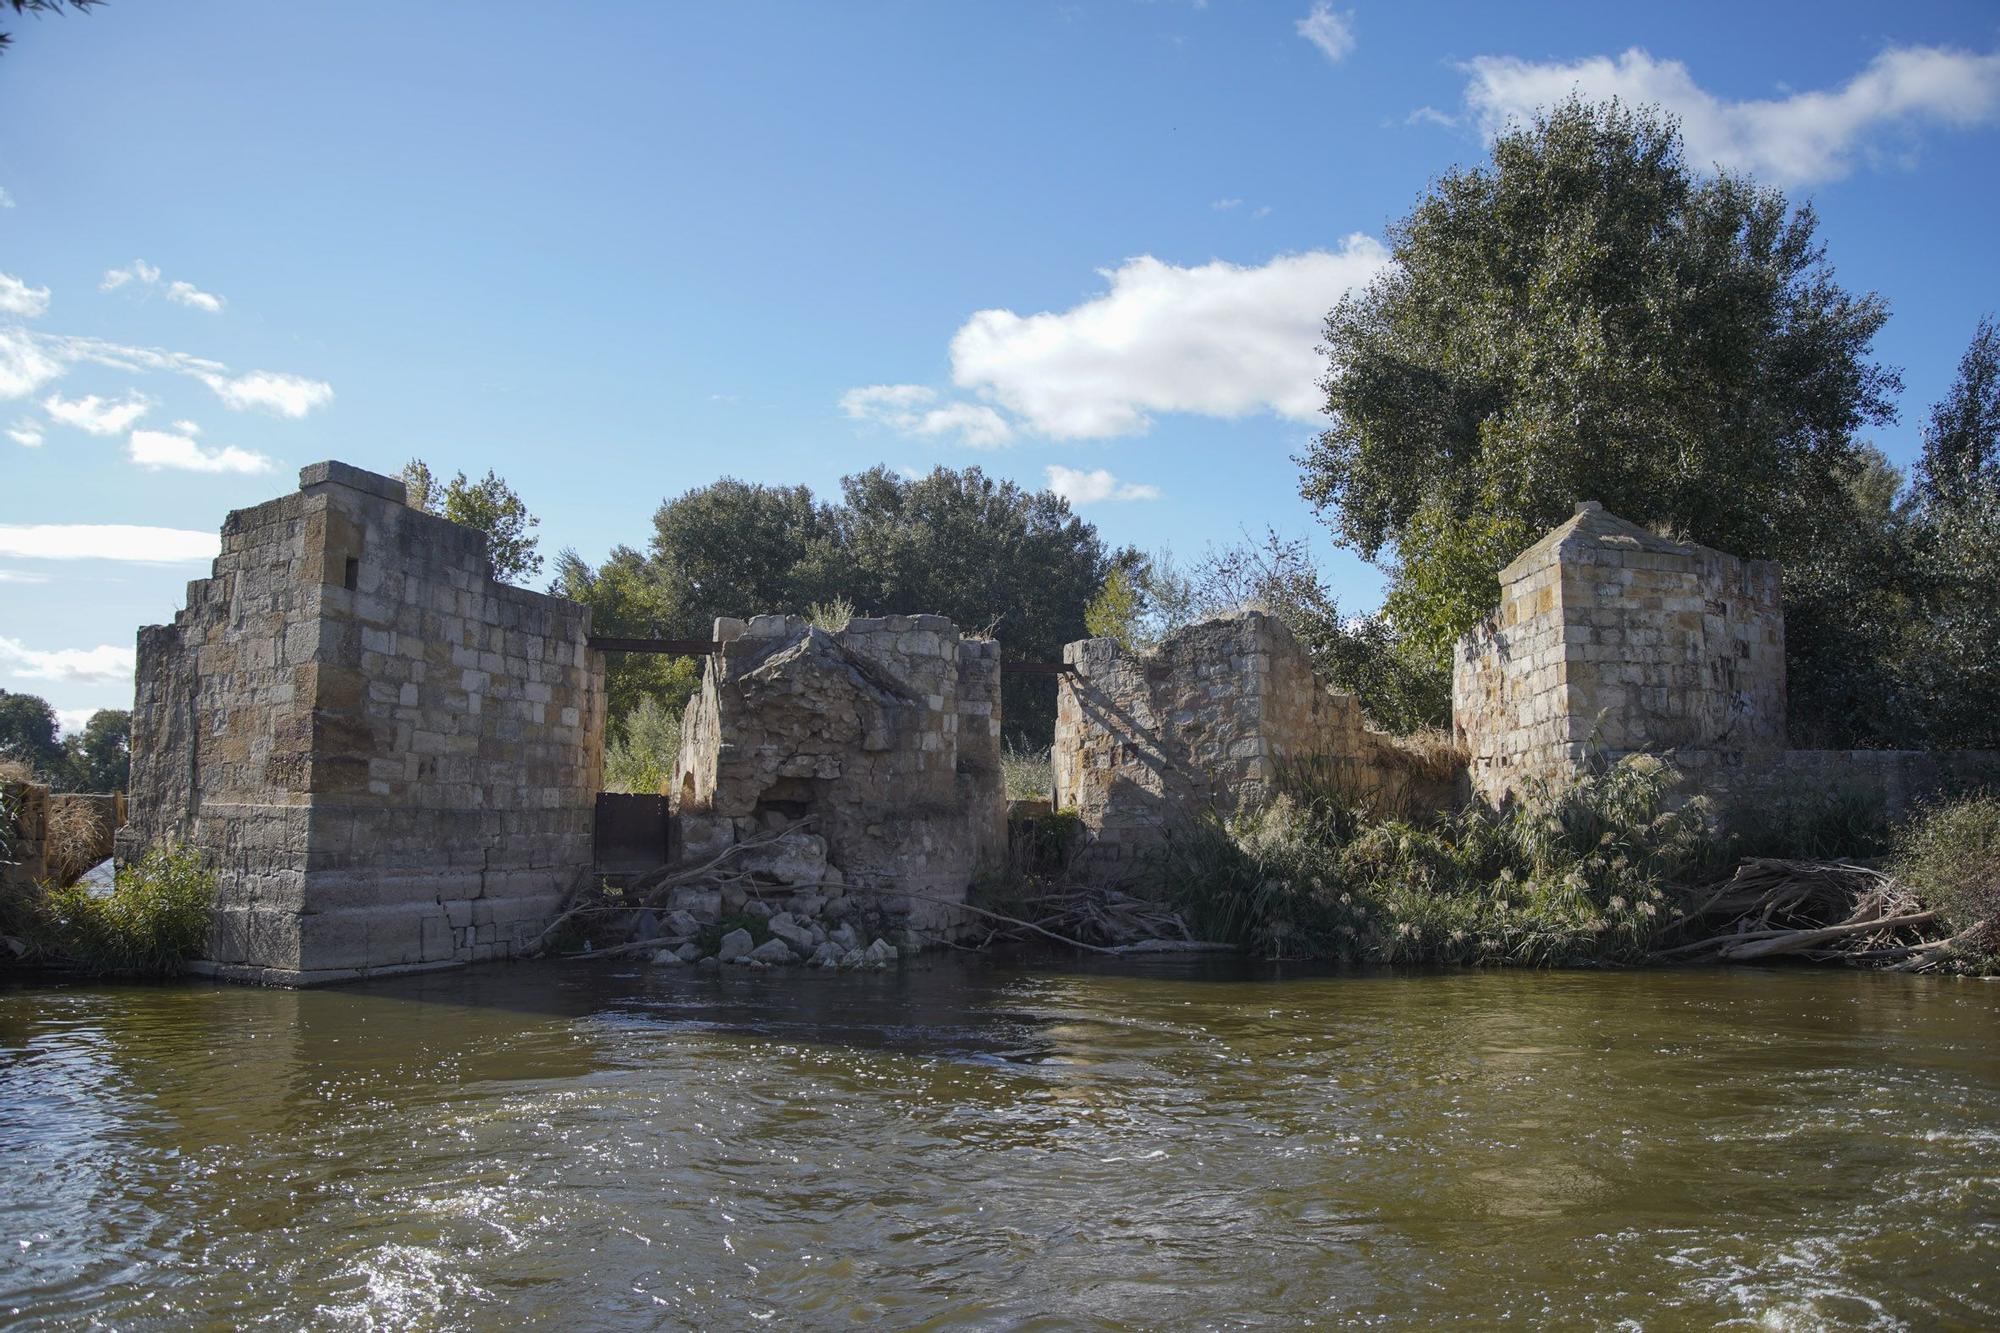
[34,845,216,976]
[1002,742,1053,802]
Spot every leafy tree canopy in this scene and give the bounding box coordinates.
[1302,98,1899,686]
[559,465,1121,744]
[402,459,544,584]
[0,689,65,778]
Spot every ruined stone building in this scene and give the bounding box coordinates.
[1451,502,1786,804]
[115,466,1997,984]
[120,463,605,984]
[670,613,1006,933]
[1449,501,1999,814]
[1053,611,1457,884]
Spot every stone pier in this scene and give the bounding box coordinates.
[118,462,605,985]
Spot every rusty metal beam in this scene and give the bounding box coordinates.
[586,637,721,655]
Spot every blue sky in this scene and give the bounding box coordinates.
[3,1,1998,728]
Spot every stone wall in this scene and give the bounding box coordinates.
[119,461,605,984]
[1054,611,1458,886]
[671,613,1005,936]
[1453,502,1784,804]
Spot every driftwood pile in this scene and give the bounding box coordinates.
[1662,858,1987,972]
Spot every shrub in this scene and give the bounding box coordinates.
[604,695,684,796]
[1890,793,2000,966]
[38,845,215,976]
[1157,755,1713,966]
[807,596,855,632]
[1719,779,1894,862]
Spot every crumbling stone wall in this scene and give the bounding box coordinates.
[1453,502,1785,804]
[1,779,49,892]
[1053,611,1456,885]
[671,613,1005,934]
[119,461,605,984]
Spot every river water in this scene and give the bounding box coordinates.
[2,957,1996,1330]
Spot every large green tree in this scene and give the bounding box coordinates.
[1899,318,2000,745]
[1301,98,1899,734]
[402,459,545,585]
[63,708,130,792]
[0,689,65,778]
[558,466,1120,745]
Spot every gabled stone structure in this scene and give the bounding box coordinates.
[1452,502,1785,803]
[671,613,1006,933]
[119,462,605,984]
[1053,610,1458,885]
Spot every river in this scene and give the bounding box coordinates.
[2,957,1996,1329]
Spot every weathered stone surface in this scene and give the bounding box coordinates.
[665,909,701,937]
[1453,503,1784,804]
[671,614,1005,937]
[116,461,606,985]
[766,911,815,954]
[1053,610,1457,886]
[717,927,754,962]
[748,937,796,964]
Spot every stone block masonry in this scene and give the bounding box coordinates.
[1053,610,1458,887]
[1453,502,1785,805]
[671,613,1006,936]
[118,461,605,985]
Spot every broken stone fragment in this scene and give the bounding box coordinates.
[766,912,816,955]
[717,928,755,963]
[747,937,795,965]
[732,830,832,887]
[666,889,720,923]
[830,923,860,952]
[864,938,897,965]
[809,941,843,967]
[696,955,721,972]
[650,949,681,966]
[665,909,701,937]
[675,941,701,962]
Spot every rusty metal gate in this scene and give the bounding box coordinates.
[593,792,671,871]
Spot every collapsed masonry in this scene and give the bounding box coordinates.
[119,462,605,985]
[669,613,1006,935]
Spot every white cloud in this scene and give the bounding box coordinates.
[1044,465,1162,505]
[0,637,136,686]
[43,390,150,436]
[1404,105,1459,129]
[99,259,161,292]
[128,426,275,474]
[1462,44,2000,186]
[166,280,226,314]
[0,328,63,399]
[5,331,334,418]
[840,383,1015,447]
[0,570,51,584]
[197,369,333,417]
[100,259,228,314]
[6,417,42,447]
[54,708,98,737]
[0,187,14,209]
[171,418,200,433]
[948,235,1389,439]
[1211,197,1243,211]
[1296,3,1354,64]
[0,272,51,318]
[0,523,219,563]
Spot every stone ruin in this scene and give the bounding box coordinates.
[1452,501,1786,803]
[1053,610,1459,885]
[669,612,1006,937]
[119,462,605,984]
[1451,501,2000,816]
[111,464,1997,985]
